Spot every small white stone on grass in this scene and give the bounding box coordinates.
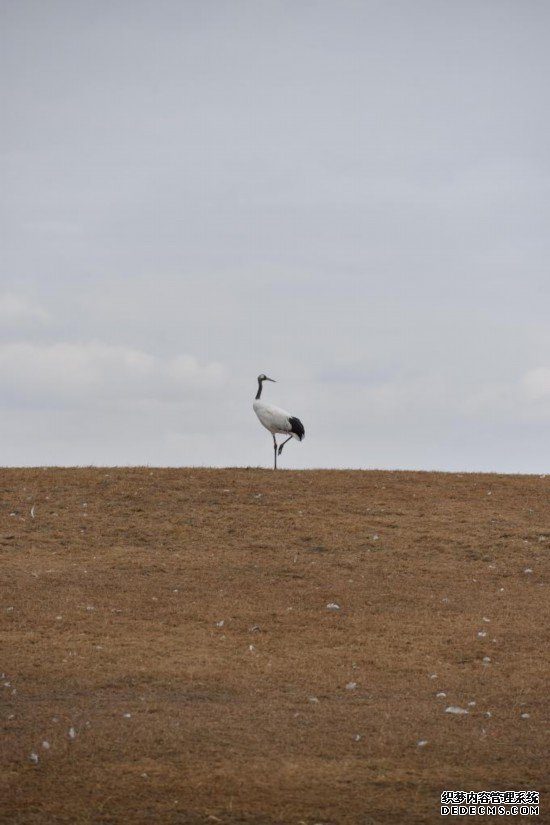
[215,620,224,627]
[417,740,428,747]
[436,692,447,698]
[445,706,469,715]
[482,656,491,664]
[42,741,50,749]
[524,568,533,574]
[29,752,39,764]
[520,712,530,719]
[482,617,491,622]
[468,701,476,706]
[123,713,131,718]
[429,674,437,679]
[477,631,487,637]
[345,682,357,690]
[68,727,76,740]
[353,734,362,741]
[326,603,340,610]
[308,696,319,703]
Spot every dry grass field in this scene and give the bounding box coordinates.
[1,468,548,824]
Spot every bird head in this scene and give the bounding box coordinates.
[258,374,276,383]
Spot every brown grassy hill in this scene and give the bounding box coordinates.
[1,468,548,824]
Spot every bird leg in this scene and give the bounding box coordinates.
[277,435,293,456]
[273,434,278,469]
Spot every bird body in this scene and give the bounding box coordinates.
[253,374,305,469]
[253,400,304,440]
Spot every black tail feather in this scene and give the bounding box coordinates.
[288,416,305,440]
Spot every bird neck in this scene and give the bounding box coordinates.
[255,379,263,400]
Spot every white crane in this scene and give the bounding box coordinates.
[253,374,305,469]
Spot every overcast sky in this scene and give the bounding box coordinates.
[1,0,549,471]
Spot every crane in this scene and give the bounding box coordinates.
[253,374,305,469]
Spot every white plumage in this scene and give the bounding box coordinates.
[253,374,305,469]
[253,401,299,436]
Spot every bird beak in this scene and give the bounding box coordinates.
[265,377,276,382]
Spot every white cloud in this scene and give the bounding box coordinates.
[523,368,550,401]
[0,342,226,407]
[458,368,550,425]
[0,293,49,325]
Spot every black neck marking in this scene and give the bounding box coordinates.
[255,378,263,400]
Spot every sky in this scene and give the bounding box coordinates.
[1,0,550,471]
